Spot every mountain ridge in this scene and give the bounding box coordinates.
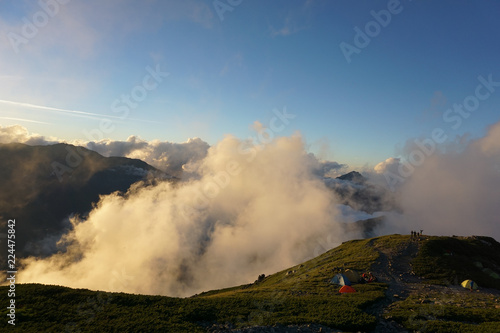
[2,234,499,332]
[0,142,170,259]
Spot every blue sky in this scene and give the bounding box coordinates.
[0,0,499,168]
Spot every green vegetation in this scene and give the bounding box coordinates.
[0,283,384,332]
[1,238,386,332]
[387,235,500,332]
[1,234,499,332]
[412,236,500,288]
[193,237,387,331]
[386,292,500,332]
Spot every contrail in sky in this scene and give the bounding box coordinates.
[0,117,52,125]
[0,99,162,123]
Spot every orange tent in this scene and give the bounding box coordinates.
[339,285,356,293]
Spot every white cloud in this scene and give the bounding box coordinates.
[375,121,500,241]
[18,133,350,297]
[0,124,209,177]
[84,136,210,177]
[0,124,59,145]
[374,157,401,175]
[337,204,383,223]
[315,159,347,178]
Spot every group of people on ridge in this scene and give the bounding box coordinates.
[410,230,423,240]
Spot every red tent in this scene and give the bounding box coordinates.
[339,285,356,293]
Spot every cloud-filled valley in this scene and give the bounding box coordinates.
[15,133,351,296]
[1,122,500,297]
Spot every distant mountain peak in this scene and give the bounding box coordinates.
[336,171,366,184]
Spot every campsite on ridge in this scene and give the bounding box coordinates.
[2,234,499,332]
[2,2,500,331]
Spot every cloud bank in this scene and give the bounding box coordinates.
[8,121,500,297]
[82,136,210,178]
[374,121,500,241]
[0,124,59,145]
[0,124,349,180]
[0,124,209,177]
[18,134,349,296]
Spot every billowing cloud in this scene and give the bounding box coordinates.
[18,134,351,297]
[0,124,347,179]
[314,159,348,178]
[0,124,58,145]
[376,121,500,241]
[373,157,401,175]
[13,120,500,299]
[0,124,209,177]
[82,136,210,177]
[478,122,500,155]
[362,157,404,190]
[337,204,383,223]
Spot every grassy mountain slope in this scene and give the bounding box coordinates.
[412,235,500,289]
[1,234,500,332]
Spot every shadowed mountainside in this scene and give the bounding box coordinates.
[0,142,169,259]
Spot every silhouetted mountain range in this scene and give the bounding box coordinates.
[0,142,169,259]
[335,170,366,184]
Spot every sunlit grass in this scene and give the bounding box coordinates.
[2,234,499,332]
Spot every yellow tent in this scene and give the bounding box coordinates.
[461,279,478,290]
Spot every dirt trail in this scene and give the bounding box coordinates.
[209,237,500,332]
[366,238,423,332]
[365,237,487,332]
